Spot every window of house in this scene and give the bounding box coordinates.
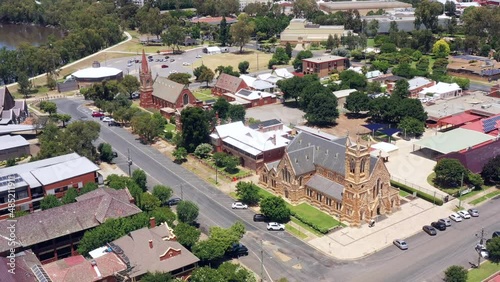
[281,168,291,183]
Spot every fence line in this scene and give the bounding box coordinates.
[391,176,451,201]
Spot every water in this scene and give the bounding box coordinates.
[0,23,64,50]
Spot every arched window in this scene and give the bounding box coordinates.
[183,93,189,105]
[360,158,366,173]
[281,168,291,183]
[349,158,356,173]
[376,178,381,196]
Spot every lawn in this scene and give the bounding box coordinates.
[289,203,340,230]
[467,261,500,282]
[290,217,323,237]
[193,88,214,101]
[191,50,274,73]
[399,190,410,197]
[367,38,375,47]
[469,190,500,205]
[164,123,176,132]
[285,223,308,239]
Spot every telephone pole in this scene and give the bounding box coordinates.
[476,228,486,268]
[127,148,133,176]
[180,184,183,200]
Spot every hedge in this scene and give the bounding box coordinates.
[289,211,329,234]
[391,180,443,206]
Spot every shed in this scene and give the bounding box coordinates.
[206,46,221,55]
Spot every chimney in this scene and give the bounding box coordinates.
[149,240,153,249]
[149,217,156,228]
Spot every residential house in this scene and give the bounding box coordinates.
[419,82,462,99]
[212,73,248,96]
[280,19,351,44]
[302,56,349,78]
[0,187,141,263]
[259,132,400,227]
[210,121,290,170]
[0,135,30,161]
[0,153,101,219]
[111,220,199,280]
[228,89,276,108]
[407,77,435,98]
[0,86,28,125]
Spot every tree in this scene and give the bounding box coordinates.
[119,75,140,98]
[444,265,467,282]
[481,156,500,184]
[224,155,240,173]
[162,25,186,51]
[131,112,166,143]
[304,92,339,125]
[5,158,16,167]
[415,57,430,76]
[432,58,449,79]
[414,0,444,32]
[194,143,213,159]
[190,267,225,282]
[199,67,215,87]
[55,114,72,127]
[228,104,246,122]
[432,39,451,58]
[180,107,210,153]
[61,188,79,205]
[486,237,500,263]
[260,196,291,223]
[366,20,379,37]
[345,91,370,114]
[392,62,414,79]
[285,42,293,59]
[293,0,319,18]
[39,101,57,115]
[193,65,209,81]
[132,169,147,191]
[326,34,335,51]
[467,172,484,189]
[192,222,245,261]
[173,147,188,163]
[371,60,390,73]
[292,50,313,71]
[141,272,174,282]
[218,262,256,282]
[398,117,425,137]
[98,143,115,163]
[235,181,260,206]
[177,200,199,224]
[392,80,410,100]
[238,61,250,74]
[271,47,290,65]
[40,195,61,210]
[434,159,468,187]
[80,182,98,195]
[174,222,201,249]
[213,97,231,119]
[230,14,255,53]
[152,185,173,206]
[17,72,32,98]
[339,70,367,90]
[167,73,191,85]
[140,192,161,212]
[219,16,230,46]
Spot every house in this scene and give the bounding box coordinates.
[111,220,199,280]
[0,135,30,161]
[212,73,248,96]
[280,19,351,44]
[320,1,412,15]
[259,132,400,227]
[302,56,349,78]
[0,187,141,263]
[0,86,28,125]
[139,50,198,117]
[407,77,435,98]
[447,55,500,82]
[210,121,290,170]
[437,139,500,174]
[183,36,198,46]
[232,89,277,108]
[0,153,101,219]
[419,82,462,99]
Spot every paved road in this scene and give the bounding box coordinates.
[56,97,500,282]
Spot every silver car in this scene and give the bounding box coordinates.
[393,239,408,250]
[468,208,479,217]
[438,218,452,227]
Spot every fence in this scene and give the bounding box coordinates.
[390,176,452,201]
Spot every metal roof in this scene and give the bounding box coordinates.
[413,128,496,154]
[0,135,29,150]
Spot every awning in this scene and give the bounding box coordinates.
[439,113,481,126]
[379,128,401,136]
[363,123,388,131]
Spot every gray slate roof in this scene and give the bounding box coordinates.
[286,132,377,176]
[152,77,187,103]
[305,174,344,200]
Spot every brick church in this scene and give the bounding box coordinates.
[139,50,198,120]
[259,132,400,227]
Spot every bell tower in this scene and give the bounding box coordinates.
[344,136,371,185]
[139,50,154,108]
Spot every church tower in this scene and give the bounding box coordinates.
[344,136,371,185]
[139,50,154,108]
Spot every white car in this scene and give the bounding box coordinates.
[182,62,190,66]
[231,202,248,209]
[468,208,479,217]
[102,117,115,122]
[475,244,489,259]
[438,218,452,227]
[449,213,463,222]
[457,210,471,219]
[267,222,285,231]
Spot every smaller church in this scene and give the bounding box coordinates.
[139,50,199,120]
[259,131,400,227]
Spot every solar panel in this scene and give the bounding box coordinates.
[238,89,253,97]
[483,116,500,132]
[31,265,52,282]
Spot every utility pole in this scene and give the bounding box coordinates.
[260,239,264,282]
[215,167,218,184]
[476,228,485,268]
[127,148,132,176]
[180,184,184,200]
[458,172,464,208]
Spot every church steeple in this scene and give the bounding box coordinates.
[139,49,154,108]
[141,49,150,75]
[344,136,371,184]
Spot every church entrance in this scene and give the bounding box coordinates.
[377,206,381,215]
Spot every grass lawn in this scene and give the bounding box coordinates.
[193,89,214,101]
[256,186,275,199]
[290,217,323,237]
[229,192,238,199]
[469,190,500,205]
[367,38,375,47]
[285,223,308,239]
[467,261,500,282]
[399,190,410,197]
[164,123,176,132]
[191,51,274,73]
[289,203,340,230]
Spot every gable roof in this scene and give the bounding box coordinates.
[0,86,15,111]
[420,82,461,95]
[0,188,141,253]
[408,77,433,91]
[112,225,199,277]
[438,139,500,173]
[153,77,188,103]
[305,174,344,200]
[0,251,40,282]
[214,73,247,93]
[0,135,29,151]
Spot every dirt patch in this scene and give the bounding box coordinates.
[319,114,371,145]
[273,250,291,262]
[191,50,275,73]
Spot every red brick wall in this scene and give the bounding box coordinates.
[174,89,197,108]
[44,172,96,198]
[250,96,276,107]
[410,81,435,98]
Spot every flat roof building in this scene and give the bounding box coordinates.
[302,55,349,78]
[320,1,413,15]
[280,19,351,44]
[0,135,30,161]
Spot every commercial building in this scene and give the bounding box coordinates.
[0,135,30,161]
[0,86,28,125]
[259,132,400,227]
[0,153,101,219]
[447,55,500,82]
[70,61,123,87]
[320,1,412,15]
[280,19,350,44]
[361,13,451,33]
[419,82,462,99]
[302,55,349,78]
[407,77,435,98]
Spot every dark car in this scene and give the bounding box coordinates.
[108,121,121,127]
[112,151,118,158]
[493,231,500,238]
[253,214,269,222]
[161,65,168,68]
[166,197,181,206]
[431,221,447,231]
[226,243,248,257]
[423,225,437,236]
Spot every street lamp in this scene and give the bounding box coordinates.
[127,148,133,176]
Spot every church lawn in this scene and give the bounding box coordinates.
[193,89,214,101]
[467,261,500,282]
[290,203,340,230]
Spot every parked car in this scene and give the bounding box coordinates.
[253,214,269,222]
[131,92,140,99]
[431,221,447,231]
[108,121,120,127]
[102,117,115,123]
[232,202,248,209]
[468,208,479,217]
[182,62,190,66]
[165,56,170,59]
[196,54,202,58]
[161,65,168,68]
[393,239,408,250]
[267,222,285,231]
[475,244,489,259]
[170,59,175,62]
[422,225,437,236]
[457,210,471,219]
[226,243,248,257]
[438,218,452,227]
[449,213,463,222]
[92,111,105,117]
[148,55,153,59]
[166,197,181,206]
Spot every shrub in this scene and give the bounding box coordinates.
[391,180,443,206]
[290,211,329,234]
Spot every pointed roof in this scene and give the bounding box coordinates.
[141,50,149,74]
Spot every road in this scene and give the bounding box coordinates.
[56,98,500,282]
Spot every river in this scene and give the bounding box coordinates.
[0,23,64,50]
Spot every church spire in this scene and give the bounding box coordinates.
[141,49,149,74]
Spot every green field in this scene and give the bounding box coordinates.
[467,261,500,282]
[469,190,500,205]
[193,89,214,101]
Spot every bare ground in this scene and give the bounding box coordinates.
[319,114,371,145]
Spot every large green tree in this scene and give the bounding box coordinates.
[235,181,260,206]
[392,80,410,100]
[180,107,210,153]
[40,195,61,210]
[213,98,231,119]
[98,142,115,163]
[444,265,467,282]
[177,200,199,224]
[61,188,79,205]
[152,185,173,206]
[414,0,444,32]
[230,14,255,53]
[131,112,166,143]
[434,159,468,187]
[168,73,192,85]
[132,169,147,191]
[192,222,245,261]
[228,104,246,122]
[486,237,500,263]
[119,75,140,98]
[260,196,291,223]
[481,156,500,184]
[174,222,201,249]
[162,25,186,51]
[304,92,339,125]
[398,117,425,137]
[345,91,370,114]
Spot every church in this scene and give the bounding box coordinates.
[259,131,400,227]
[138,50,199,120]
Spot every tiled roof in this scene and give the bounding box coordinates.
[153,77,187,104]
[306,174,344,200]
[0,251,40,282]
[214,73,246,93]
[0,188,141,253]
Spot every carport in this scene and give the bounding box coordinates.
[412,128,496,155]
[437,113,482,130]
